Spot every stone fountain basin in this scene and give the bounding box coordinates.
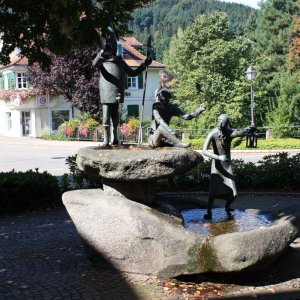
[76,146,202,180]
[63,189,300,278]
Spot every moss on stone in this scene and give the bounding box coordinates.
[186,242,221,273]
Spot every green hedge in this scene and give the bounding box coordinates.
[65,155,103,190]
[157,152,300,192]
[189,138,300,150]
[0,169,61,215]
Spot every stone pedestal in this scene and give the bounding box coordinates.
[76,146,203,204]
[102,180,156,204]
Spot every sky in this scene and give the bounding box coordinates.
[220,0,261,9]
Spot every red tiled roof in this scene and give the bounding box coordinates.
[122,37,143,47]
[122,37,165,69]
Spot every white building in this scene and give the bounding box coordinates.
[0,37,165,137]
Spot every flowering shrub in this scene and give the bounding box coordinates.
[120,123,132,137]
[120,118,140,138]
[65,119,80,136]
[58,116,100,138]
[79,118,99,137]
[0,88,56,102]
[79,128,89,137]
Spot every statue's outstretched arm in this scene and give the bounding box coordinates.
[177,103,206,120]
[124,56,152,77]
[231,129,247,138]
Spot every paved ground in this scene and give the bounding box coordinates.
[1,194,300,300]
[0,136,99,175]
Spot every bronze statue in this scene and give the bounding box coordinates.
[202,114,252,219]
[92,24,151,146]
[148,88,206,148]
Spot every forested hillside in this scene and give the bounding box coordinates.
[129,0,257,60]
[151,0,299,133]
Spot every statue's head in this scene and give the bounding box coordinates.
[217,114,231,130]
[157,88,172,105]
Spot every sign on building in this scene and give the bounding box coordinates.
[36,95,49,108]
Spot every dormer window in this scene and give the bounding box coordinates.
[17,73,28,89]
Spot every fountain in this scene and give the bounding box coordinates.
[62,24,299,278]
[62,145,300,278]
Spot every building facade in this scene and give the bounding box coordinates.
[0,37,165,138]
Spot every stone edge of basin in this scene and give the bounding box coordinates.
[76,146,203,180]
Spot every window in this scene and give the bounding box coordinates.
[127,105,139,118]
[51,110,70,130]
[5,112,12,130]
[7,72,16,89]
[127,76,138,89]
[17,73,28,89]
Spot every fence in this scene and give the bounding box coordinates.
[56,125,300,142]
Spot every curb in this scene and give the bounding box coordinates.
[158,191,300,196]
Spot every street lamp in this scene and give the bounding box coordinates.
[245,66,257,148]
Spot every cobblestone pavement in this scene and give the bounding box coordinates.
[0,201,300,300]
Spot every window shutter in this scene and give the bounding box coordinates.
[138,73,143,89]
[7,72,16,89]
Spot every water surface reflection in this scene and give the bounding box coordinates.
[182,208,272,236]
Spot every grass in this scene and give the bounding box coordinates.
[189,138,300,150]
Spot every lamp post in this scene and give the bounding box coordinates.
[245,66,257,148]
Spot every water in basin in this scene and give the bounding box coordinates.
[181,208,273,236]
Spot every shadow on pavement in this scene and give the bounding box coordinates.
[0,207,141,299]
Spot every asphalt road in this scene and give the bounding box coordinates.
[0,136,99,176]
[0,136,299,175]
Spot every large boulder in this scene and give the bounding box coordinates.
[63,189,206,278]
[63,189,300,277]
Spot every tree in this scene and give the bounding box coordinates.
[252,0,299,112]
[0,0,153,68]
[287,16,300,73]
[267,71,300,137]
[27,46,101,117]
[164,12,255,129]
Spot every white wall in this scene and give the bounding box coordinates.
[0,95,74,137]
[123,68,161,120]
